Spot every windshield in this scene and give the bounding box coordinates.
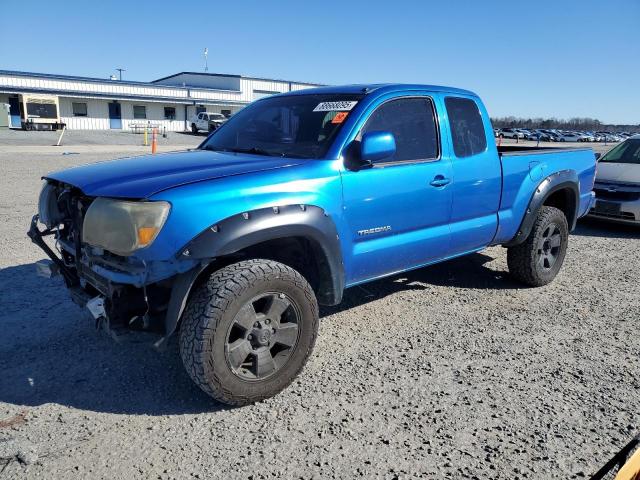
[599,138,640,164]
[200,93,363,159]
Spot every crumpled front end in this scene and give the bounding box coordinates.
[28,180,199,347]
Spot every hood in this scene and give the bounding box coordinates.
[596,161,640,185]
[46,150,305,199]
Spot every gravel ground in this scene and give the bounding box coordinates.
[0,138,638,479]
[0,128,207,147]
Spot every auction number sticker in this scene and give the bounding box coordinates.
[313,101,358,112]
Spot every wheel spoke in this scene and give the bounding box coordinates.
[265,295,291,320]
[227,339,252,369]
[274,323,298,347]
[254,349,276,377]
[538,253,547,268]
[549,233,561,248]
[234,302,258,331]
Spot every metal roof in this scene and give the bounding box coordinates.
[0,69,320,92]
[152,71,324,87]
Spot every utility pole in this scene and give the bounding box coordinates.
[204,48,208,72]
[116,68,125,81]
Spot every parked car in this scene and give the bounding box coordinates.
[497,128,524,139]
[29,84,597,405]
[579,133,596,142]
[527,130,551,141]
[556,132,582,142]
[190,112,227,134]
[589,135,640,224]
[207,113,228,132]
[539,129,562,142]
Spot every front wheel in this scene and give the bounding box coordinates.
[179,259,319,406]
[507,206,569,287]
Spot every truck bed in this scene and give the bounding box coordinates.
[492,144,597,245]
[498,145,593,156]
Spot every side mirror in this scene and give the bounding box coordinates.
[361,131,396,163]
[594,152,601,161]
[343,131,396,171]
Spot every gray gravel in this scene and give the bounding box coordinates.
[0,128,206,147]
[0,141,638,479]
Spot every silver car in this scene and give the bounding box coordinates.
[589,135,640,225]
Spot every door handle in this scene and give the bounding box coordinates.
[430,175,451,187]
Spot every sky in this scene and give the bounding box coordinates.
[1,0,638,124]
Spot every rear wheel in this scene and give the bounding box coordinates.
[179,259,319,406]
[507,206,569,287]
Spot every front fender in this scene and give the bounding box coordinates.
[157,205,345,347]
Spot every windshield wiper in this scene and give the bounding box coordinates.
[202,145,281,157]
[227,147,283,157]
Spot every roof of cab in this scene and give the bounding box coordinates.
[282,83,478,97]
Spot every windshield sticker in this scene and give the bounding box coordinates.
[313,101,358,112]
[331,111,349,124]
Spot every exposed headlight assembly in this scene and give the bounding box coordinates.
[38,181,64,229]
[82,198,170,256]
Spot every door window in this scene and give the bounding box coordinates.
[445,97,487,158]
[361,97,439,163]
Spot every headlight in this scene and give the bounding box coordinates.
[38,181,63,228]
[82,198,170,256]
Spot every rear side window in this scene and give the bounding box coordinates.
[362,97,439,163]
[445,97,487,158]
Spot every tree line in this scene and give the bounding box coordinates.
[490,116,640,133]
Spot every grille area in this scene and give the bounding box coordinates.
[593,188,640,202]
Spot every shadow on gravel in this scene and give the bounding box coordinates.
[322,252,516,316]
[1,251,514,415]
[0,263,226,416]
[574,217,640,239]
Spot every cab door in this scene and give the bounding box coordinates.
[442,96,501,254]
[340,95,453,285]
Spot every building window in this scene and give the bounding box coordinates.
[221,109,231,117]
[133,105,147,119]
[196,106,206,114]
[72,102,87,117]
[445,97,487,158]
[164,107,176,120]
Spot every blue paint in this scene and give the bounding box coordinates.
[8,96,21,128]
[46,84,597,291]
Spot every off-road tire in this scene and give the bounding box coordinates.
[179,259,319,406]
[507,206,569,287]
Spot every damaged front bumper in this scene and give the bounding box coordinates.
[28,215,206,349]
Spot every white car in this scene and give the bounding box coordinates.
[497,128,525,139]
[589,135,640,224]
[557,132,582,142]
[191,112,227,133]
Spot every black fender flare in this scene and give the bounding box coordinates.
[503,170,580,247]
[156,205,344,348]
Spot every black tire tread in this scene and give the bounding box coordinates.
[179,259,318,406]
[507,206,569,287]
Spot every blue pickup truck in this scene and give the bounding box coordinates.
[29,84,597,405]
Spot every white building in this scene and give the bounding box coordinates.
[0,70,321,131]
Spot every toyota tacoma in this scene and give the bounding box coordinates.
[29,84,597,405]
